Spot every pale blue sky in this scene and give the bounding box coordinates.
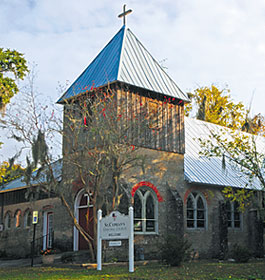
[1,0,265,160]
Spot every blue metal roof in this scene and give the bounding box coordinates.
[58,26,189,103]
[184,117,265,190]
[0,160,62,193]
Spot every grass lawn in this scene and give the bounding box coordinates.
[0,259,264,280]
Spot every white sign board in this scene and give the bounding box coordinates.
[109,241,122,247]
[97,208,134,273]
[100,211,129,240]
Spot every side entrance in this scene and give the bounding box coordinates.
[73,189,94,251]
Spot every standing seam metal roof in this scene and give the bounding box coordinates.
[57,26,189,103]
[184,117,265,190]
[0,160,62,193]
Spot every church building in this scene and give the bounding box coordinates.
[0,12,264,261]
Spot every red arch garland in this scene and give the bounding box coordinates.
[131,181,164,202]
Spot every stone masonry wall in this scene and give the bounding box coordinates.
[0,197,72,258]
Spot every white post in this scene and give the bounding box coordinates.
[128,206,134,272]
[97,209,102,271]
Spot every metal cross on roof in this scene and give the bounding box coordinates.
[118,4,132,26]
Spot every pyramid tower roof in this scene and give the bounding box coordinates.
[58,25,189,103]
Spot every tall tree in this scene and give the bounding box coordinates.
[1,81,147,260]
[185,85,246,129]
[0,48,28,111]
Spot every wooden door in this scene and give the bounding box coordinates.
[78,193,94,250]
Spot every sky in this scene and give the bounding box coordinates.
[1,0,265,160]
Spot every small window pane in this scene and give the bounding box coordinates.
[146,195,154,219]
[27,212,32,227]
[187,210,194,219]
[197,210,204,220]
[234,221,240,228]
[134,219,142,231]
[197,220,205,228]
[146,220,155,232]
[187,220,194,228]
[187,197,194,209]
[134,193,142,219]
[225,201,231,211]
[80,193,89,206]
[234,201,239,211]
[197,197,204,209]
[234,212,240,221]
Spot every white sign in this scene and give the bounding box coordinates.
[0,223,4,232]
[97,208,134,273]
[100,211,129,240]
[33,211,38,224]
[109,241,122,247]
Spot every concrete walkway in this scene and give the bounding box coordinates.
[0,257,42,267]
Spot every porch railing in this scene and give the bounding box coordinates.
[31,231,54,257]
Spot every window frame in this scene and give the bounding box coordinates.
[4,211,11,230]
[226,201,242,230]
[133,187,158,234]
[14,209,22,229]
[24,209,32,228]
[186,192,207,230]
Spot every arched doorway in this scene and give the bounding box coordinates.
[73,189,94,251]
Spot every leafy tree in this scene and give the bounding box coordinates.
[0,48,28,111]
[1,79,147,261]
[198,126,265,219]
[0,161,24,185]
[185,85,246,129]
[242,113,265,137]
[54,89,147,259]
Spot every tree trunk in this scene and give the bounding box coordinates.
[59,194,96,261]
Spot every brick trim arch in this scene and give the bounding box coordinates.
[184,188,210,205]
[131,181,164,202]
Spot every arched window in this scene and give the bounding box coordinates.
[24,209,32,228]
[4,212,11,230]
[225,201,241,228]
[187,192,207,229]
[133,188,158,233]
[14,209,22,228]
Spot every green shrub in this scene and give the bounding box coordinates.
[160,235,191,266]
[231,243,251,263]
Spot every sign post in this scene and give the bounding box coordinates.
[97,209,102,271]
[97,207,134,272]
[31,211,38,267]
[128,207,134,273]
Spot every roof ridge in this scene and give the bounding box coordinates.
[117,25,127,80]
[126,28,187,100]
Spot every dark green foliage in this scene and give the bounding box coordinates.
[231,243,251,263]
[160,235,191,266]
[32,130,48,167]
